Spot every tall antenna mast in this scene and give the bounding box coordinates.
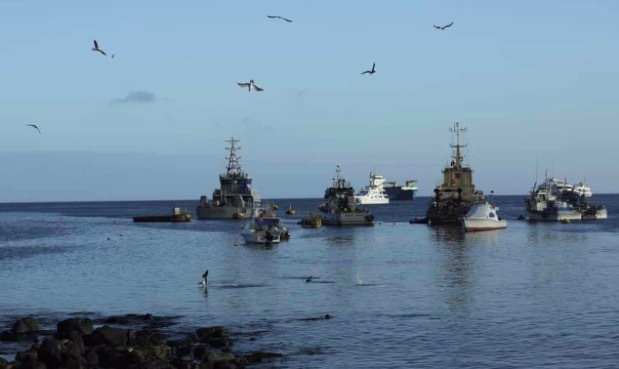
[449,122,467,167]
[224,137,243,175]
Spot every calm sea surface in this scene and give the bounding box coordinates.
[1,195,619,368]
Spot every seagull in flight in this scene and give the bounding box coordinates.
[433,22,454,30]
[267,15,292,23]
[201,270,209,286]
[238,80,264,92]
[91,40,107,56]
[361,63,376,75]
[25,124,41,134]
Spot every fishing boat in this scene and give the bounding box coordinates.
[241,207,288,244]
[317,166,375,226]
[525,176,582,222]
[196,137,260,220]
[461,193,507,232]
[355,171,389,205]
[414,122,485,225]
[285,205,296,215]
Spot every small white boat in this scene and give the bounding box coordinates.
[461,202,507,232]
[241,207,287,244]
[355,171,389,205]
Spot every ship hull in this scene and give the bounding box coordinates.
[426,200,475,225]
[527,210,582,222]
[319,212,375,226]
[196,206,253,220]
[462,218,507,232]
[355,197,389,205]
[384,187,417,201]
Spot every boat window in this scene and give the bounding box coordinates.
[489,212,495,218]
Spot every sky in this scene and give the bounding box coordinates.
[0,0,618,202]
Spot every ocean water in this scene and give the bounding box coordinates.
[1,195,619,368]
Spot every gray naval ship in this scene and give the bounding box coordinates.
[412,122,485,225]
[318,166,375,226]
[196,137,260,220]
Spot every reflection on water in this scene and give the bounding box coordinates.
[431,227,473,317]
[325,235,355,247]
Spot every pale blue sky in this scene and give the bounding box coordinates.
[1,0,618,202]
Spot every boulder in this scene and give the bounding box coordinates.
[0,357,8,369]
[37,338,64,367]
[96,346,131,368]
[12,317,39,335]
[166,338,192,358]
[15,348,38,363]
[191,344,209,362]
[85,325,128,348]
[56,318,93,339]
[127,358,175,369]
[65,331,85,357]
[130,330,167,347]
[195,327,232,348]
[203,351,243,369]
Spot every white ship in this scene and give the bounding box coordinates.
[355,171,389,205]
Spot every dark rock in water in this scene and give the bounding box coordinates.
[166,338,193,358]
[84,348,99,367]
[85,325,128,347]
[130,329,167,347]
[38,338,65,366]
[191,344,209,361]
[12,317,39,335]
[0,357,8,368]
[63,331,86,358]
[195,327,232,348]
[96,345,131,368]
[243,351,284,363]
[15,348,38,363]
[131,345,171,361]
[57,318,94,339]
[131,358,175,369]
[204,351,239,367]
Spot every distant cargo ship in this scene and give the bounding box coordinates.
[383,180,418,201]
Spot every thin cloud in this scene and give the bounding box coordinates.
[238,117,273,133]
[112,91,157,104]
[287,88,307,97]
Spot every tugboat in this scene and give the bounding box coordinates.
[318,166,375,226]
[196,137,260,219]
[413,122,485,225]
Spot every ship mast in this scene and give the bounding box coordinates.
[450,122,467,167]
[224,137,243,176]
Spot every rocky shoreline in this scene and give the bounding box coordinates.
[0,313,283,369]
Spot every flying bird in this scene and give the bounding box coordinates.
[267,15,292,23]
[25,124,41,134]
[361,63,376,75]
[91,40,107,56]
[111,54,115,59]
[201,270,209,286]
[237,80,264,92]
[433,22,453,30]
[305,275,314,283]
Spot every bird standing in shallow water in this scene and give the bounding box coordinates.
[361,63,376,75]
[237,80,264,92]
[25,124,41,134]
[91,40,107,56]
